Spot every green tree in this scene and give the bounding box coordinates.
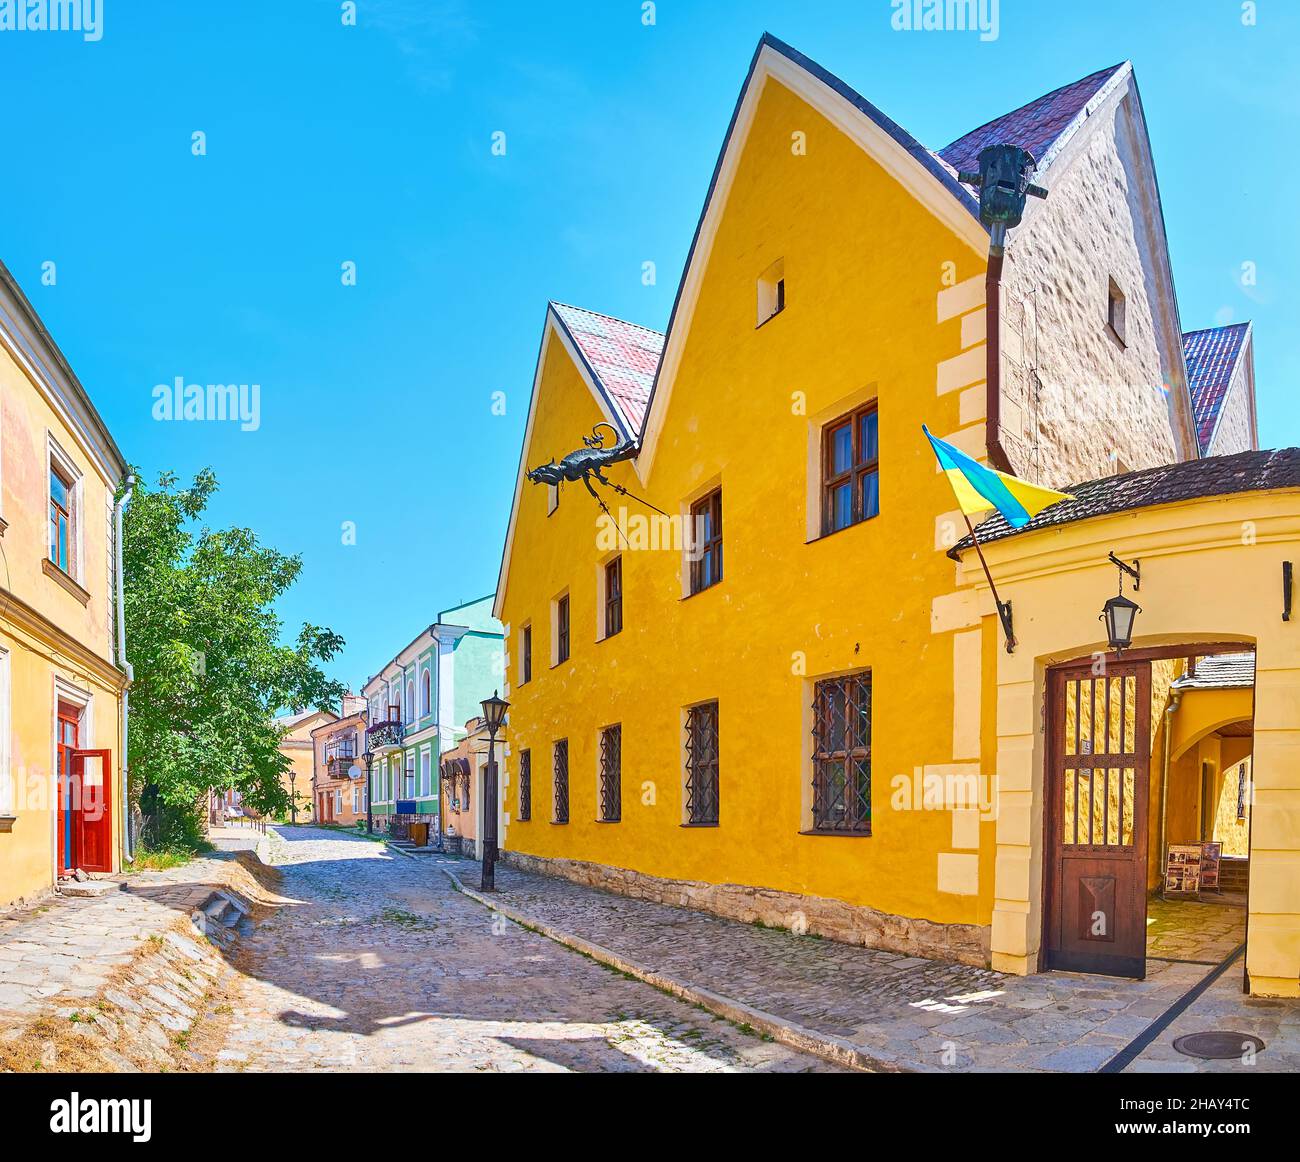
[123,469,346,845]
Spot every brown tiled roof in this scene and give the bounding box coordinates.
[1173,653,1255,691]
[950,448,1300,558]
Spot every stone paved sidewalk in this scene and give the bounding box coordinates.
[0,854,248,1021]
[444,858,1300,1073]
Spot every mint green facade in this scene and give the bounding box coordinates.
[363,594,504,825]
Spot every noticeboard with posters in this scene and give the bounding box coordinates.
[1200,841,1222,891]
[1165,844,1203,895]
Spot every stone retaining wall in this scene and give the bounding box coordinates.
[500,851,990,966]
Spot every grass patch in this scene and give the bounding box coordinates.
[380,906,437,930]
[127,840,215,873]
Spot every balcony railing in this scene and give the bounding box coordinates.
[366,720,405,751]
[326,753,358,779]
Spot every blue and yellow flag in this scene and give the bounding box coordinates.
[923,425,1072,529]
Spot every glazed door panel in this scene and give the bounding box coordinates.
[1044,663,1150,978]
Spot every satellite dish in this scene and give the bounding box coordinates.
[347,763,363,781]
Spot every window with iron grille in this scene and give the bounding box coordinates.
[1237,763,1248,821]
[599,725,621,822]
[689,489,723,594]
[553,739,569,823]
[685,701,719,825]
[556,595,571,663]
[821,402,879,536]
[518,749,532,821]
[604,557,623,638]
[521,625,532,684]
[811,673,872,833]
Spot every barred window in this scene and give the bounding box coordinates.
[811,673,872,833]
[519,749,531,822]
[553,739,569,824]
[599,725,621,822]
[685,701,719,825]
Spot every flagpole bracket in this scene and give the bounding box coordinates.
[997,600,1016,654]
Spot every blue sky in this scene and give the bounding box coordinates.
[2,1,1295,691]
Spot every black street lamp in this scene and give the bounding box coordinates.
[1101,553,1142,653]
[480,690,510,891]
[363,747,375,834]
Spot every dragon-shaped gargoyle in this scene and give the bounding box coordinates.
[526,423,638,502]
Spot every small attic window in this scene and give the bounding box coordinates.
[1106,277,1126,347]
[757,258,785,327]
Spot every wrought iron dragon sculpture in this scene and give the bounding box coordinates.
[526,423,665,536]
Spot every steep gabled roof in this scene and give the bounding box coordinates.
[940,63,1131,185]
[551,303,663,438]
[1183,322,1252,454]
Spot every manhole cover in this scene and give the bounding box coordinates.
[1172,1031,1265,1060]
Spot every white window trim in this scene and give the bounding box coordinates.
[419,745,433,799]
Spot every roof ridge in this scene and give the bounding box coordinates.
[939,61,1129,155]
[550,301,665,338]
[1182,320,1252,338]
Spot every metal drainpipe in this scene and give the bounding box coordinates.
[984,247,1015,475]
[114,474,136,863]
[1158,687,1183,897]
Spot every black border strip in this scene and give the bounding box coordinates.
[1100,943,1246,1073]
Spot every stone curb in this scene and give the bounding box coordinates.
[438,864,900,1074]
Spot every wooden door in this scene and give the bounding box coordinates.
[56,704,79,875]
[1044,661,1151,978]
[72,750,113,874]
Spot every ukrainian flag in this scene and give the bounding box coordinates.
[923,425,1073,529]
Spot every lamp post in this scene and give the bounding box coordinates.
[480,691,509,891]
[364,747,375,834]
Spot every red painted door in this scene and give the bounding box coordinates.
[72,750,113,874]
[56,704,79,875]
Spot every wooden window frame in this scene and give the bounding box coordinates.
[518,748,531,822]
[598,725,621,823]
[556,595,571,664]
[48,463,73,575]
[820,402,880,537]
[689,488,724,595]
[521,624,533,684]
[684,701,720,826]
[553,739,569,824]
[810,672,872,835]
[604,557,623,639]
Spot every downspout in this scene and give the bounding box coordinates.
[114,474,136,863]
[984,249,1015,474]
[1158,686,1183,898]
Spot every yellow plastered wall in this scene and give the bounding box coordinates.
[980,490,1300,995]
[500,76,996,931]
[0,328,124,905]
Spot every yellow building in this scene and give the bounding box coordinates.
[493,37,1300,996]
[275,708,338,822]
[0,261,130,906]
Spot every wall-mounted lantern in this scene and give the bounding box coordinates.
[1101,552,1142,653]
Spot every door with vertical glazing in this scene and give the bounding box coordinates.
[1044,661,1151,978]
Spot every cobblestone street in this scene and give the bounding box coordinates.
[217,828,832,1072]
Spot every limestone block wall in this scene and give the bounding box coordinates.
[1207,360,1256,456]
[999,92,1183,488]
